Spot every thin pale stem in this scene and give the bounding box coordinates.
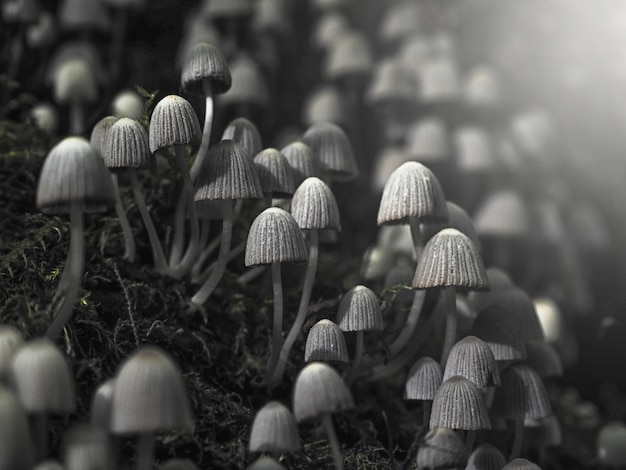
[510,418,524,460]
[265,262,283,382]
[129,168,168,273]
[191,200,234,305]
[190,80,214,182]
[408,216,424,261]
[439,286,457,368]
[111,172,136,261]
[236,265,267,285]
[270,229,318,388]
[322,414,344,470]
[136,433,155,470]
[46,203,84,341]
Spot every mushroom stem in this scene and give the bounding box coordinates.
[69,100,85,135]
[195,238,246,284]
[270,229,319,388]
[46,202,84,341]
[111,173,136,262]
[408,215,424,261]
[439,286,457,367]
[136,432,155,470]
[191,200,234,305]
[321,413,344,470]
[128,168,168,273]
[190,79,214,182]
[346,330,364,386]
[265,262,283,382]
[510,418,524,460]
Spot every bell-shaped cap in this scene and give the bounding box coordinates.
[90,378,115,431]
[111,88,144,119]
[502,458,542,470]
[464,65,503,111]
[194,140,263,201]
[421,201,481,251]
[302,121,358,182]
[525,340,563,379]
[405,117,450,163]
[253,148,295,197]
[62,423,113,470]
[416,427,468,470]
[58,0,110,32]
[429,376,491,430]
[311,11,348,51]
[378,1,422,46]
[220,54,270,109]
[110,346,194,434]
[249,401,300,453]
[474,190,530,239]
[485,287,544,341]
[404,356,442,401]
[491,364,552,421]
[104,117,152,169]
[0,385,35,469]
[245,208,307,266]
[419,56,461,106]
[304,320,348,363]
[90,116,118,157]
[377,161,448,225]
[413,228,488,290]
[302,85,346,127]
[466,443,507,470]
[454,125,495,174]
[467,266,514,313]
[149,95,201,152]
[52,56,98,104]
[291,177,340,231]
[336,285,383,332]
[292,362,354,422]
[181,42,232,95]
[222,117,262,159]
[281,141,319,187]
[471,305,527,362]
[443,336,500,387]
[10,338,75,414]
[0,325,24,381]
[36,136,115,214]
[365,59,416,109]
[324,30,372,81]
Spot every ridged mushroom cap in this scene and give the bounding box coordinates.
[63,424,113,470]
[404,356,442,401]
[90,378,115,431]
[304,320,349,363]
[253,148,295,197]
[443,336,500,387]
[247,456,286,470]
[302,85,346,127]
[292,362,354,422]
[0,385,35,469]
[324,30,372,81]
[466,443,507,470]
[281,141,319,187]
[104,117,152,169]
[149,95,201,153]
[491,364,552,421]
[46,41,105,87]
[0,325,24,380]
[249,401,300,453]
[194,140,263,201]
[429,376,491,430]
[222,117,262,159]
[405,117,450,162]
[110,346,194,434]
[474,190,530,238]
[336,285,383,332]
[245,208,308,266]
[421,201,481,251]
[10,338,75,414]
[90,116,118,156]
[301,122,358,182]
[502,458,542,470]
[416,427,468,470]
[377,161,448,225]
[525,340,563,379]
[412,228,489,290]
[220,54,270,109]
[471,305,527,361]
[181,42,232,95]
[36,136,115,214]
[454,126,495,174]
[291,177,340,231]
[52,56,98,104]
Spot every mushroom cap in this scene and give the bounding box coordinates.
[471,305,527,362]
[597,421,626,467]
[474,190,530,239]
[30,102,59,134]
[36,136,115,214]
[405,117,450,163]
[90,378,115,431]
[280,141,319,187]
[464,65,503,111]
[416,427,468,470]
[467,266,514,313]
[502,458,542,470]
[302,85,346,127]
[421,201,481,251]
[291,177,340,231]
[52,56,98,104]
[491,364,552,421]
[525,340,563,379]
[302,121,358,182]
[90,116,118,157]
[181,42,232,95]
[0,325,24,381]
[10,338,75,414]
[454,125,495,174]
[311,11,348,51]
[149,95,201,153]
[378,1,422,45]
[336,285,383,332]
[429,376,491,430]
[292,362,354,422]
[466,443,507,470]
[58,0,111,32]
[222,117,262,159]
[220,54,270,109]
[324,30,372,81]
[377,161,448,225]
[62,423,113,470]
[484,286,544,341]
[247,456,286,470]
[404,356,442,401]
[110,346,194,434]
[245,207,308,266]
[443,336,500,388]
[111,89,144,119]
[412,228,489,290]
[104,117,152,169]
[304,319,349,363]
[253,148,295,197]
[365,59,417,109]
[0,385,35,469]
[249,401,300,453]
[195,140,263,201]
[419,56,462,105]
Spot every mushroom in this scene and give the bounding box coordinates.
[62,423,113,470]
[304,319,349,364]
[249,401,300,456]
[416,427,468,470]
[466,443,507,470]
[0,385,35,469]
[403,356,442,428]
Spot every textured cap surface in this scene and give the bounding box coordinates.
[304,320,349,363]
[249,401,300,453]
[245,208,307,266]
[90,116,118,156]
[466,443,507,470]
[149,95,201,152]
[104,118,152,169]
[421,201,480,251]
[471,305,527,361]
[491,364,552,420]
[181,42,231,94]
[404,357,442,401]
[254,148,295,197]
[281,141,319,187]
[302,122,358,181]
[291,177,340,230]
[443,335,500,387]
[222,117,262,159]
[336,285,383,332]
[429,376,491,430]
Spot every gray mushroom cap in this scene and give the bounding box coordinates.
[149,95,201,153]
[104,117,152,169]
[429,376,491,430]
[249,401,300,453]
[291,177,340,231]
[181,42,232,95]
[336,285,383,332]
[304,319,349,363]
